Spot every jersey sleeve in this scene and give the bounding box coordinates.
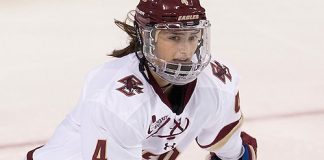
[78,65,144,160]
[196,91,244,159]
[80,99,143,160]
[196,60,245,159]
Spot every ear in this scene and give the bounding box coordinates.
[154,30,161,43]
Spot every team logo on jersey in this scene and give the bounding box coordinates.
[147,115,171,135]
[160,118,190,140]
[147,116,190,140]
[116,75,144,96]
[210,61,232,84]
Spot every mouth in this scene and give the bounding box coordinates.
[172,59,192,63]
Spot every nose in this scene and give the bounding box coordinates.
[176,41,191,61]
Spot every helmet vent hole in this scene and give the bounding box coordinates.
[180,66,192,71]
[166,64,179,70]
[165,71,175,75]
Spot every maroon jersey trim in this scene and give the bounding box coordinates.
[196,116,243,151]
[146,66,197,113]
[26,146,43,160]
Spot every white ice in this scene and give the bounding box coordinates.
[0,0,324,159]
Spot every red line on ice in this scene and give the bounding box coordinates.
[0,140,46,149]
[1,109,324,149]
[246,108,324,122]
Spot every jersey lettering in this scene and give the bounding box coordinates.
[147,115,170,135]
[92,140,107,160]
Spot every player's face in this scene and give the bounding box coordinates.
[154,29,201,63]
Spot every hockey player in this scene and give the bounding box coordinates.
[26,0,257,159]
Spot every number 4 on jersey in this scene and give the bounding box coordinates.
[92,140,107,160]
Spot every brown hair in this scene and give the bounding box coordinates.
[110,20,140,58]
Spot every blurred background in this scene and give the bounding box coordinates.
[0,0,323,159]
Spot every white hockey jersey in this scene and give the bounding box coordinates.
[29,53,244,160]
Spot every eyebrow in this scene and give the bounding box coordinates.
[165,30,200,35]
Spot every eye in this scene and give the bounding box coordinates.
[168,36,180,41]
[188,35,198,41]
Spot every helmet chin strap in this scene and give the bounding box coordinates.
[134,21,154,84]
[134,24,172,88]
